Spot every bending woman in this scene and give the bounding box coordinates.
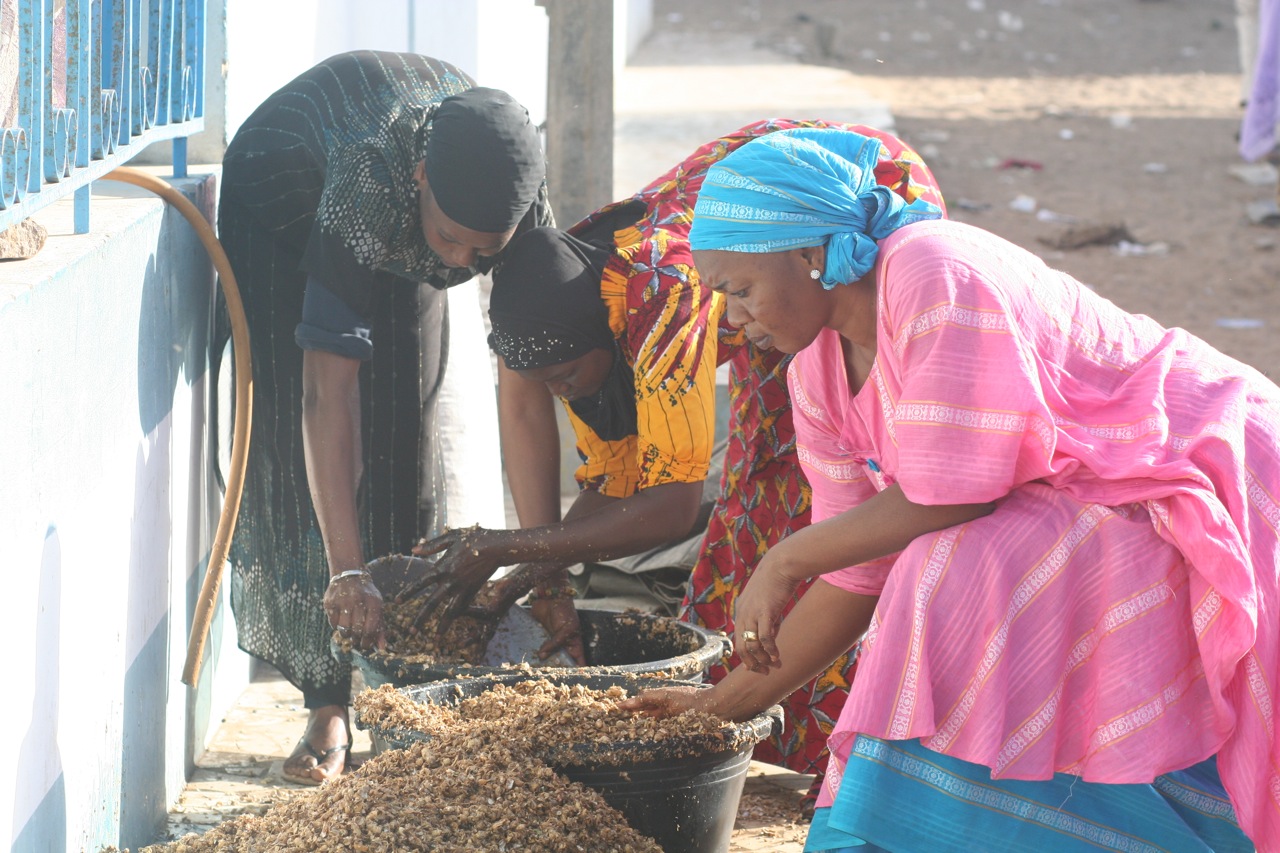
[410,120,943,801]
[217,51,551,785]
[621,128,1276,851]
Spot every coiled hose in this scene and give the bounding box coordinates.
[105,166,252,686]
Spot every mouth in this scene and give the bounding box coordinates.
[748,333,774,350]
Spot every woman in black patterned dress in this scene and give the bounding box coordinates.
[216,50,551,785]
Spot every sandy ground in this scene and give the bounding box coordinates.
[655,0,1280,378]
[159,668,813,851]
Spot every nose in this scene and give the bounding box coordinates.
[724,297,751,329]
[445,245,478,269]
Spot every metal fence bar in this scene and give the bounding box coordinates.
[20,0,45,198]
[0,0,205,234]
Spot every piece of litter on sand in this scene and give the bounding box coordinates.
[1229,162,1279,186]
[998,158,1043,170]
[955,198,991,212]
[914,129,951,143]
[1215,318,1266,330]
[1009,194,1037,213]
[1114,240,1169,257]
[1143,162,1168,174]
[1246,198,1280,226]
[1038,222,1132,250]
[1036,208,1078,223]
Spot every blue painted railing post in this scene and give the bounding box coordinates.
[20,0,46,197]
[1,0,206,234]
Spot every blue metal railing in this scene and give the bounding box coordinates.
[0,0,205,234]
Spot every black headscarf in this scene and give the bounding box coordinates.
[489,227,639,441]
[424,87,544,233]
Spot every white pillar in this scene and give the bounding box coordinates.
[437,278,506,530]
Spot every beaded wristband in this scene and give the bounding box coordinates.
[328,568,372,586]
[526,585,578,602]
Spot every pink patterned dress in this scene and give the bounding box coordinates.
[791,219,1280,849]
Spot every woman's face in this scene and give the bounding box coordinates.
[517,348,615,401]
[694,248,831,354]
[415,161,516,269]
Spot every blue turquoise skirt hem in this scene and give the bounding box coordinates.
[803,736,1253,853]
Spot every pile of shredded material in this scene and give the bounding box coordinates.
[138,738,661,852]
[387,580,510,663]
[354,678,758,765]
[332,582,506,666]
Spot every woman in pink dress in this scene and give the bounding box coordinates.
[622,128,1274,851]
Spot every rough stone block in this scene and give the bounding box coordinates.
[0,218,48,260]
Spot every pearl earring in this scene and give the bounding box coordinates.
[809,269,821,280]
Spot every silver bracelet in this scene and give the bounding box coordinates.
[328,569,371,586]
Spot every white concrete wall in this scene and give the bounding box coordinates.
[0,170,249,852]
[188,0,652,162]
[618,0,653,70]
[221,0,550,148]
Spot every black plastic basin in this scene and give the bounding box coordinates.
[333,606,731,689]
[358,673,781,853]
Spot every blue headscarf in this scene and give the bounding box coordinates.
[689,129,943,289]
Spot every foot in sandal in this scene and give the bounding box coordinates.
[282,704,352,786]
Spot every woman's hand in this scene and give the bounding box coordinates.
[616,685,708,719]
[324,572,385,651]
[733,546,806,674]
[402,525,511,630]
[530,597,586,664]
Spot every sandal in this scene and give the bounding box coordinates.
[282,736,352,786]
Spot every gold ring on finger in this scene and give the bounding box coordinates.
[742,630,759,642]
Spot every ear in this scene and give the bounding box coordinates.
[797,245,826,274]
[413,159,427,188]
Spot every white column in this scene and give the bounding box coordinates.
[436,278,506,530]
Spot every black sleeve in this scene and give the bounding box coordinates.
[299,219,378,320]
[295,272,375,361]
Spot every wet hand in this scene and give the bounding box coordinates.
[402,525,509,632]
[530,597,586,665]
[324,570,386,651]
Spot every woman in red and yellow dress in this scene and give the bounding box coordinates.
[414,119,944,811]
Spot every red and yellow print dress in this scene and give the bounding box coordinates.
[567,119,945,774]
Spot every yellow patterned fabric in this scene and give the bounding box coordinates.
[566,225,725,497]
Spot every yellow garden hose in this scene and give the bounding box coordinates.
[105,166,253,686]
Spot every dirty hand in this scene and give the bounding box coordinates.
[530,597,586,664]
[324,571,386,651]
[616,685,707,719]
[401,525,512,631]
[732,551,803,674]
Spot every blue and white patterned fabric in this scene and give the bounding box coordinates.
[688,128,942,288]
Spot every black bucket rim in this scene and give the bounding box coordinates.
[355,672,782,767]
[333,606,731,684]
